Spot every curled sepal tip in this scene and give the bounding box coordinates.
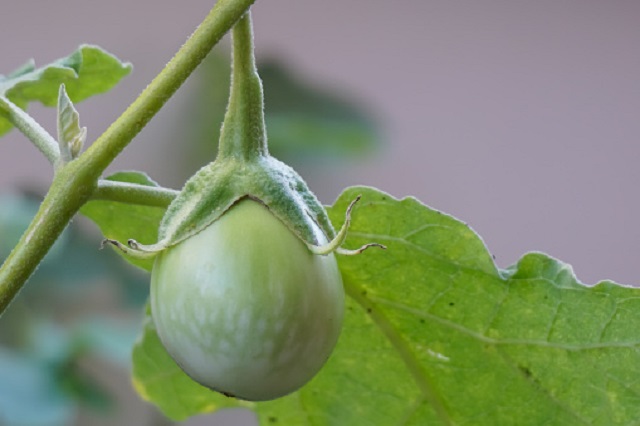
[336,242,387,256]
[101,238,160,260]
[307,195,386,256]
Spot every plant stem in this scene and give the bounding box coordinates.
[0,96,59,164]
[83,0,257,174]
[0,162,96,312]
[0,0,256,314]
[93,180,178,208]
[218,11,268,160]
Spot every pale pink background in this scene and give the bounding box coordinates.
[1,1,639,424]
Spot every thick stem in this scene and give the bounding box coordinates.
[218,12,268,160]
[0,161,95,312]
[0,96,59,164]
[0,0,256,314]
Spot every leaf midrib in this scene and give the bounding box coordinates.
[344,277,454,426]
[372,296,640,351]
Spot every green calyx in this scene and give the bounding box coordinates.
[106,12,383,260]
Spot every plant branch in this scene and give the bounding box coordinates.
[0,96,59,164]
[0,0,256,314]
[93,180,178,208]
[82,0,257,174]
[0,162,96,312]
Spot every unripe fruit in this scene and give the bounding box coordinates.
[150,199,344,401]
[108,13,380,406]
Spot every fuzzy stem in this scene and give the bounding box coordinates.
[218,12,268,160]
[0,0,256,314]
[0,96,59,164]
[0,162,96,312]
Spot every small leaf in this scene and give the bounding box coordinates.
[57,84,86,163]
[0,45,131,136]
[131,307,251,421]
[57,359,114,413]
[131,185,640,425]
[81,171,164,271]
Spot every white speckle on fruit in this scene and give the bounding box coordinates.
[218,339,231,354]
[256,318,267,334]
[238,310,250,331]
[195,303,207,326]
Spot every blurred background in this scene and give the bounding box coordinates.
[0,0,639,424]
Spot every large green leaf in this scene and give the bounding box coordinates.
[0,45,131,136]
[131,186,640,424]
[80,171,164,271]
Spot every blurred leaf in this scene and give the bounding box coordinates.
[260,60,378,160]
[81,171,165,272]
[0,194,40,259]
[178,53,378,173]
[131,186,640,425]
[0,191,148,309]
[57,359,114,413]
[179,51,230,170]
[0,44,131,136]
[75,318,140,366]
[0,349,74,426]
[27,224,149,308]
[27,320,72,363]
[0,319,122,421]
[0,191,145,422]
[266,113,373,159]
[0,193,67,264]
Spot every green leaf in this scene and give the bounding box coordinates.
[131,186,640,424]
[132,306,251,421]
[80,171,164,271]
[260,60,378,161]
[57,84,86,162]
[0,45,131,136]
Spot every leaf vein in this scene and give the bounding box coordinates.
[345,278,453,426]
[494,347,591,425]
[373,297,640,351]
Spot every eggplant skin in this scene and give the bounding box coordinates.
[151,199,345,401]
